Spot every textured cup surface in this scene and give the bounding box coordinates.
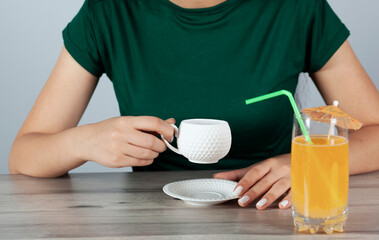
[177,119,231,164]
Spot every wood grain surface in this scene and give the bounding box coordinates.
[0,170,378,239]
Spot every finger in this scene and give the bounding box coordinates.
[213,166,251,181]
[237,171,277,207]
[120,143,159,160]
[132,116,174,142]
[279,190,292,210]
[129,158,155,167]
[255,177,291,210]
[106,155,154,168]
[233,162,271,199]
[126,130,167,153]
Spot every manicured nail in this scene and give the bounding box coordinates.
[238,195,249,205]
[280,200,289,208]
[256,198,267,208]
[233,186,243,196]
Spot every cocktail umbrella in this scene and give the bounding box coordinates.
[302,100,363,130]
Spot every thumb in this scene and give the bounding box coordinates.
[165,118,176,125]
[213,167,251,181]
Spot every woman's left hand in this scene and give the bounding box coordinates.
[214,154,292,210]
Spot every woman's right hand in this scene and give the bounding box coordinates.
[80,116,175,168]
[9,47,176,177]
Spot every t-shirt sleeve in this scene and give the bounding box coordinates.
[304,0,350,73]
[62,0,104,77]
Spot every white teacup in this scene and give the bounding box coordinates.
[161,119,232,164]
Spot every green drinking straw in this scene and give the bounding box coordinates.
[245,90,312,144]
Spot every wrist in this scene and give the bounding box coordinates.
[62,124,93,166]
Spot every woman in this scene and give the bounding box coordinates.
[8,0,379,210]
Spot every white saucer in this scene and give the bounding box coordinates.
[163,178,238,206]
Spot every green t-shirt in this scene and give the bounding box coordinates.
[63,0,349,171]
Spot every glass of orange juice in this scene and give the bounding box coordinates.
[291,114,349,234]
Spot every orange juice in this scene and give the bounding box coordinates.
[291,135,349,219]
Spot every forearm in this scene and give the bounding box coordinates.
[349,125,379,175]
[8,125,91,178]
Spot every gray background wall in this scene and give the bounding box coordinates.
[0,0,378,174]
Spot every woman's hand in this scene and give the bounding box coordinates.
[214,154,292,210]
[80,116,175,168]
[9,47,176,177]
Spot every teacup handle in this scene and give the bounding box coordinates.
[161,124,181,155]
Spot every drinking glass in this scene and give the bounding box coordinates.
[291,113,349,234]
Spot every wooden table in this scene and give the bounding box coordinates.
[1,170,379,239]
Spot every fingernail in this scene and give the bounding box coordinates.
[233,186,243,196]
[238,195,249,205]
[280,200,289,208]
[256,198,267,208]
[170,136,174,143]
